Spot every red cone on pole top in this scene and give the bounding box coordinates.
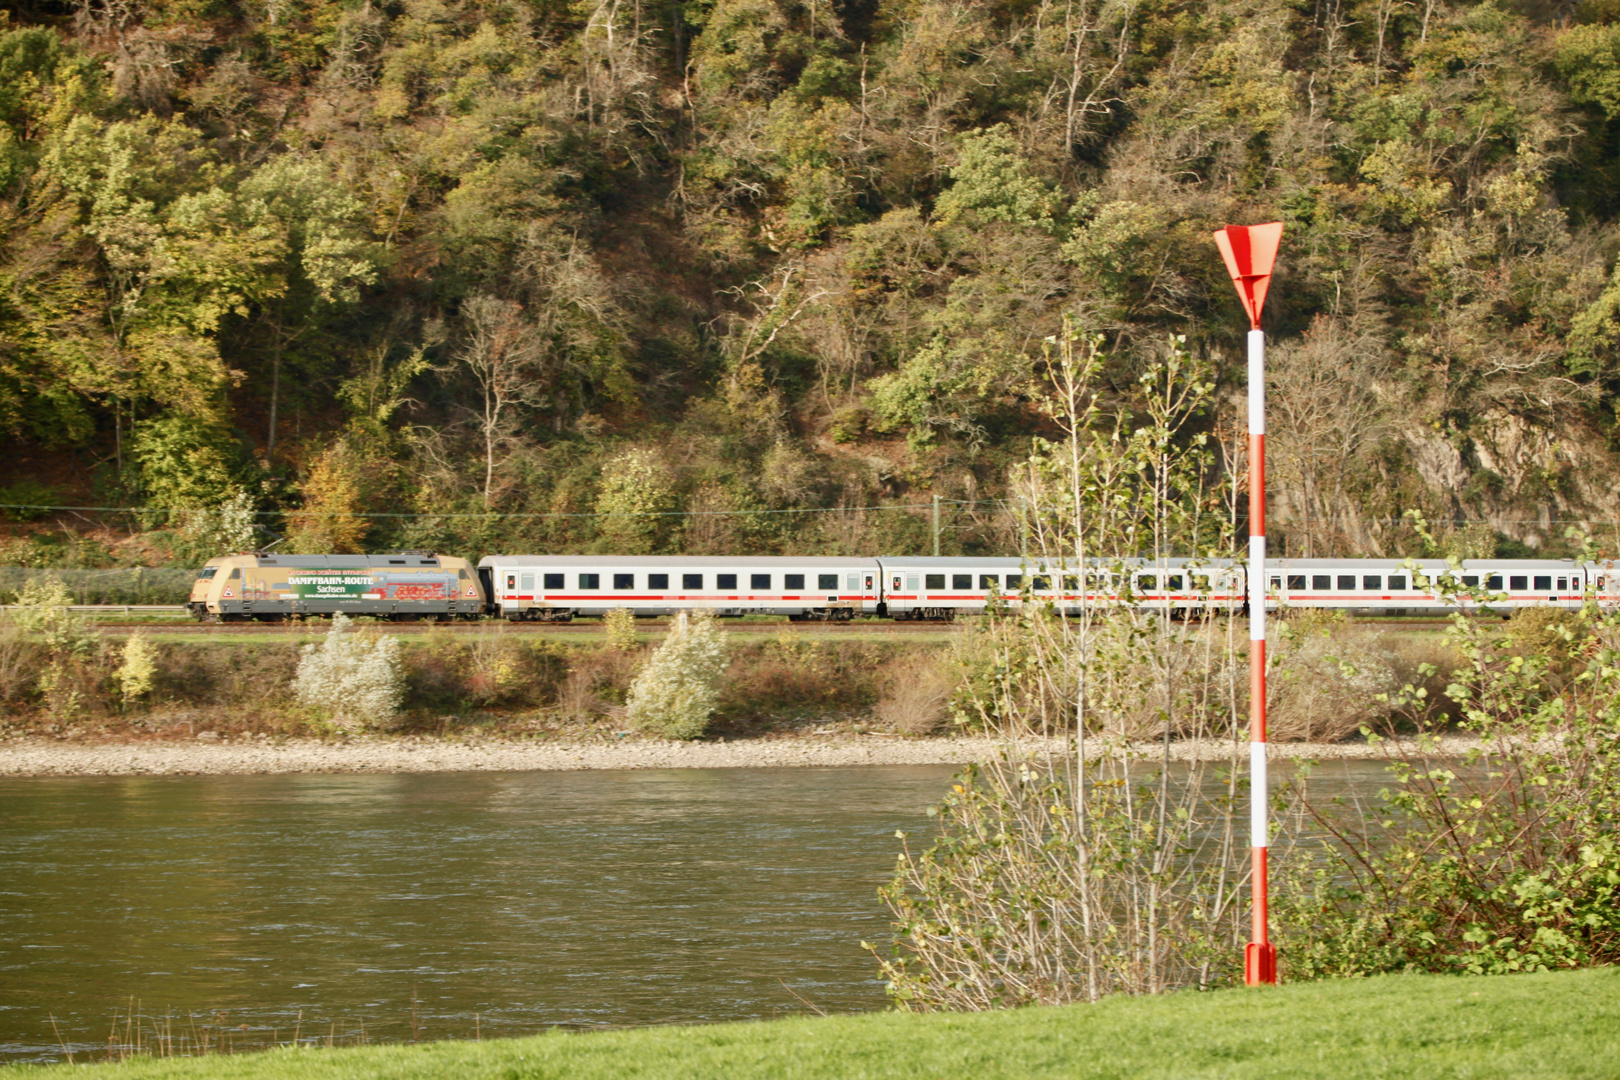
[1213,222,1283,328]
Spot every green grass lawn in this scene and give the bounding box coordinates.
[19,968,1620,1079]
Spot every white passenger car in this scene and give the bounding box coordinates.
[872,557,1247,619]
[477,555,882,621]
[1262,559,1603,614]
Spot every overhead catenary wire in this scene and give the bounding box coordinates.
[0,501,1613,525]
[0,499,993,520]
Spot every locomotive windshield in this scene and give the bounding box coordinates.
[196,567,219,580]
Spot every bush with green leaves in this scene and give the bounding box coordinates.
[625,611,727,739]
[115,633,158,707]
[603,608,639,652]
[9,577,97,657]
[293,613,405,729]
[1276,607,1620,977]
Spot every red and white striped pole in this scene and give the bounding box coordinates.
[1214,222,1283,987]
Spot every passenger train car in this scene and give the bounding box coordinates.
[476,556,881,621]
[1263,559,1608,614]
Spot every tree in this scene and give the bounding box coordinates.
[237,153,380,458]
[445,295,548,509]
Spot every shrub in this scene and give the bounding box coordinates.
[625,611,727,738]
[168,488,260,566]
[294,613,405,728]
[874,653,954,735]
[1276,609,1620,978]
[0,479,56,521]
[603,608,638,652]
[554,646,640,722]
[1267,612,1397,741]
[10,577,98,657]
[116,634,158,707]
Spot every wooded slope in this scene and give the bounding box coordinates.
[4,0,1620,563]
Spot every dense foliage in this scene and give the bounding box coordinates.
[6,0,1620,562]
[1277,604,1620,977]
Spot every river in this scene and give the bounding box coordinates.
[0,764,960,1063]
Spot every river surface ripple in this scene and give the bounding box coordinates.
[0,764,963,1063]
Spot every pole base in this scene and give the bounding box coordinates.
[1245,942,1277,986]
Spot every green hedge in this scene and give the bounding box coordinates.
[0,567,196,606]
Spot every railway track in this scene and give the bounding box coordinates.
[84,618,964,634]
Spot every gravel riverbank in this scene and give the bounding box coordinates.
[0,733,1480,778]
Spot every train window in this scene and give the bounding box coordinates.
[847,574,860,591]
[1534,575,1552,591]
[717,574,737,589]
[544,573,564,589]
[1510,575,1527,590]
[505,574,516,590]
[1032,576,1051,591]
[1363,575,1381,590]
[1165,574,1184,591]
[1558,577,1568,591]
[785,574,805,589]
[906,574,920,590]
[1338,575,1355,589]
[1461,575,1479,587]
[649,574,669,590]
[1006,574,1023,589]
[1062,575,1079,590]
[1388,575,1407,590]
[954,574,973,589]
[1487,575,1503,590]
[925,574,945,589]
[1312,575,1331,590]
[819,574,838,590]
[388,559,406,565]
[1136,574,1155,592]
[614,573,634,590]
[980,574,999,589]
[684,573,703,589]
[751,574,771,589]
[520,572,534,592]
[1287,575,1305,590]
[579,574,600,589]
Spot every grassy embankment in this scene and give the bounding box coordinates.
[20,969,1620,1079]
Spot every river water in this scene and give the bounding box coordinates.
[0,764,961,1063]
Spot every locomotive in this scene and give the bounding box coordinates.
[189,551,1615,623]
[188,552,483,622]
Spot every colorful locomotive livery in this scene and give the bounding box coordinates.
[189,551,1618,622]
[188,552,483,621]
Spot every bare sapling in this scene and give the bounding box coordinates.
[871,324,1253,1007]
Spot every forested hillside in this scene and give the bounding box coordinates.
[4,0,1620,565]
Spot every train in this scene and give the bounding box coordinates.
[188,551,1618,622]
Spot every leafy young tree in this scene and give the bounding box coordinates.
[237,152,380,457]
[130,413,242,511]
